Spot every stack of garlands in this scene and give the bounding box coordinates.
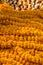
[0,3,43,65]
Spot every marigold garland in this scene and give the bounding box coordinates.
[0,3,43,65]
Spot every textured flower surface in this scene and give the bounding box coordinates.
[0,3,43,65]
[0,0,43,10]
